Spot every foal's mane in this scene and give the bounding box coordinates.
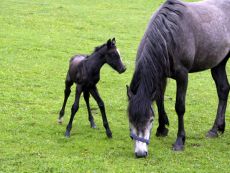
[129,0,186,128]
[94,43,106,52]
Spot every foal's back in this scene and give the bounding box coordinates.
[68,55,87,82]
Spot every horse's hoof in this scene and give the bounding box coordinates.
[106,131,112,138]
[172,144,184,151]
[156,128,169,137]
[65,131,70,138]
[206,130,218,138]
[58,118,63,124]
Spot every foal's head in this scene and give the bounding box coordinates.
[103,38,126,73]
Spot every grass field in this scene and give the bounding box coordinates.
[1,0,230,172]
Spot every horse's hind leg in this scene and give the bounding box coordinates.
[156,78,169,137]
[207,57,230,138]
[83,91,96,128]
[58,72,73,124]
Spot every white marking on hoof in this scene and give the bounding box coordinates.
[57,118,63,124]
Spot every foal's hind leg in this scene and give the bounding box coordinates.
[156,79,169,137]
[83,91,96,128]
[58,73,73,124]
[207,58,230,138]
[65,85,82,137]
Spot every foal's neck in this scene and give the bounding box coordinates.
[87,50,106,74]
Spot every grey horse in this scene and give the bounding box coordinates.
[127,0,230,158]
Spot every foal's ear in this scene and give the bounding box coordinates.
[107,39,112,48]
[112,37,116,45]
[126,85,133,100]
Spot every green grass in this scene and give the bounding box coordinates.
[1,0,230,172]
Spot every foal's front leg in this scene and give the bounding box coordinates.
[65,85,82,137]
[173,70,188,151]
[90,86,112,138]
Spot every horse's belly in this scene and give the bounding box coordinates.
[189,50,229,73]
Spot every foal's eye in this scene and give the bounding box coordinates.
[112,52,117,56]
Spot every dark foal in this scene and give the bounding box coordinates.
[58,38,126,138]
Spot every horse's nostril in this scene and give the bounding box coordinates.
[135,151,148,158]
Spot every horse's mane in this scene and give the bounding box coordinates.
[129,0,186,128]
[131,0,185,96]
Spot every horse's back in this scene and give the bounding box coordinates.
[180,0,230,72]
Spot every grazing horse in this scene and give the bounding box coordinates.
[127,0,230,158]
[59,38,126,138]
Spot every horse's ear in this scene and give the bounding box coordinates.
[107,39,112,48]
[126,85,133,100]
[112,37,116,45]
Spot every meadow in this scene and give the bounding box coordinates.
[0,0,230,172]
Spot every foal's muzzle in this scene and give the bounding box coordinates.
[118,66,126,74]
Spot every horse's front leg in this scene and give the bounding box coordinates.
[90,86,112,138]
[156,78,169,137]
[65,85,82,137]
[173,70,188,151]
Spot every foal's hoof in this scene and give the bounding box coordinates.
[156,127,169,137]
[65,131,70,138]
[172,144,184,151]
[106,131,112,138]
[91,125,97,129]
[59,110,64,117]
[57,117,63,124]
[206,130,218,138]
[90,122,97,129]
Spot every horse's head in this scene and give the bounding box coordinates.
[105,38,126,73]
[127,85,154,158]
